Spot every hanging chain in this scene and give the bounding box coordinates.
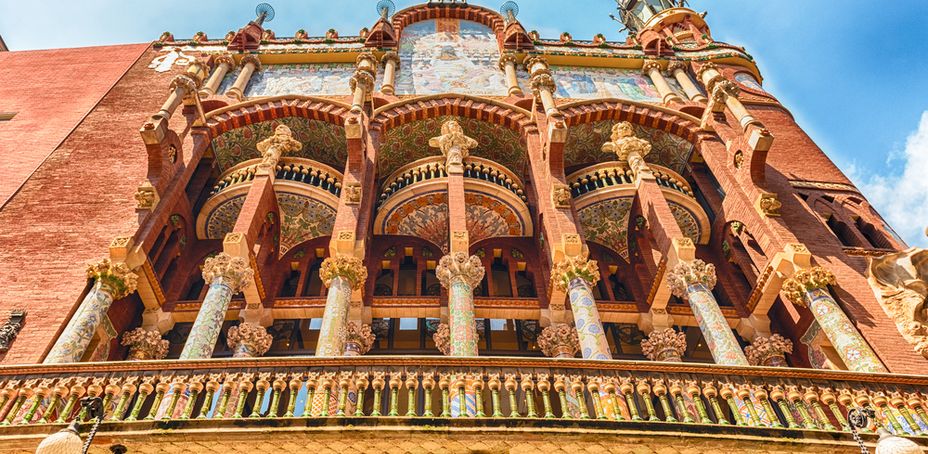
[79,396,105,454]
[848,407,876,454]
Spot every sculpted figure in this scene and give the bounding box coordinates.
[868,248,928,358]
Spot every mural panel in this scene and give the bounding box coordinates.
[551,66,662,102]
[564,120,693,173]
[382,192,450,252]
[394,19,508,96]
[668,201,701,243]
[211,117,347,172]
[277,192,336,256]
[577,197,634,262]
[244,64,355,97]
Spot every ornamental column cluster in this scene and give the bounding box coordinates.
[226,55,261,100]
[435,253,485,356]
[379,51,400,95]
[697,62,759,130]
[524,55,560,118]
[316,256,368,356]
[667,61,708,103]
[642,60,683,105]
[498,52,523,97]
[199,53,235,97]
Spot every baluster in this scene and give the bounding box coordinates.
[754,385,781,428]
[100,381,121,420]
[56,380,86,423]
[906,392,928,432]
[820,387,848,431]
[786,385,814,429]
[110,378,139,422]
[685,380,712,424]
[669,380,693,424]
[504,374,519,418]
[162,377,188,421]
[638,379,658,422]
[38,382,69,424]
[805,386,835,430]
[739,384,763,427]
[521,374,537,418]
[405,372,418,417]
[536,374,554,419]
[267,375,287,418]
[454,375,469,418]
[652,379,675,422]
[301,373,317,417]
[388,373,401,417]
[702,381,728,425]
[603,378,624,421]
[552,375,570,419]
[0,381,20,422]
[720,382,744,426]
[22,379,53,425]
[80,378,106,421]
[318,373,335,418]
[488,374,504,418]
[199,374,222,419]
[421,373,435,417]
[853,390,876,433]
[570,376,590,419]
[620,377,641,421]
[180,376,203,420]
[2,380,33,425]
[890,392,920,434]
[145,378,170,420]
[212,374,237,419]
[472,374,486,418]
[250,373,271,418]
[354,373,369,417]
[872,392,903,434]
[585,379,604,420]
[771,385,798,429]
[438,373,451,417]
[370,372,385,417]
[336,372,352,417]
[233,375,255,419]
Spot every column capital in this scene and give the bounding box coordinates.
[429,119,478,172]
[711,79,741,103]
[696,61,720,81]
[522,54,549,73]
[641,59,663,75]
[667,60,688,72]
[214,52,235,67]
[340,321,376,356]
[356,51,378,69]
[349,69,376,92]
[666,259,717,298]
[380,51,400,66]
[169,74,199,92]
[498,52,519,70]
[433,323,451,355]
[201,253,254,294]
[529,72,556,97]
[537,324,579,358]
[436,252,485,289]
[226,322,272,358]
[121,327,168,360]
[240,54,262,71]
[87,258,139,299]
[782,266,836,307]
[319,255,367,290]
[256,124,303,169]
[551,252,600,292]
[641,327,687,362]
[601,121,652,164]
[744,334,793,367]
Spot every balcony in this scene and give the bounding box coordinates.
[566,161,694,200]
[209,157,343,197]
[377,156,527,207]
[1,356,925,451]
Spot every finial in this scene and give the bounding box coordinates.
[255,3,275,26]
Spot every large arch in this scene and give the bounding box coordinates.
[390,3,507,44]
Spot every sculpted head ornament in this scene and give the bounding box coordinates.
[429,120,478,171]
[602,121,652,165]
[868,249,928,358]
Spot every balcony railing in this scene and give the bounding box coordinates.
[567,161,694,199]
[0,356,925,440]
[210,157,343,197]
[378,156,527,207]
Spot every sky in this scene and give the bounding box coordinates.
[1,0,926,246]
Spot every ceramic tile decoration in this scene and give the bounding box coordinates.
[668,202,701,243]
[244,64,355,97]
[577,197,634,262]
[686,283,749,366]
[395,19,508,96]
[382,192,450,253]
[211,117,347,173]
[551,66,662,102]
[564,120,694,173]
[567,279,613,360]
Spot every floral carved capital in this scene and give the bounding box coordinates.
[169,74,198,92]
[666,259,717,298]
[319,255,368,290]
[529,72,556,96]
[744,334,793,367]
[433,323,451,356]
[87,258,139,300]
[121,328,168,361]
[550,252,600,292]
[226,322,272,358]
[201,253,254,294]
[641,328,687,362]
[436,252,485,289]
[782,266,836,307]
[256,125,302,169]
[340,322,376,356]
[349,69,376,92]
[537,324,579,358]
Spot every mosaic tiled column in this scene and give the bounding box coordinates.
[551,253,612,360]
[121,327,168,361]
[179,253,253,360]
[45,259,139,364]
[667,259,749,366]
[316,256,367,357]
[436,252,485,357]
[341,322,376,356]
[745,334,793,367]
[226,322,272,358]
[537,324,580,358]
[783,267,887,373]
[641,328,687,362]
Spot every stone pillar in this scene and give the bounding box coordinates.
[120,327,168,361]
[429,118,478,253]
[551,253,612,360]
[697,62,759,130]
[524,55,560,118]
[155,74,198,121]
[641,328,687,362]
[199,53,235,97]
[498,52,523,97]
[667,260,749,366]
[642,60,683,105]
[226,54,261,100]
[782,267,887,373]
[226,322,273,358]
[537,324,580,359]
[744,333,793,367]
[179,253,253,360]
[45,259,139,364]
[349,52,377,112]
[436,253,485,356]
[379,51,400,95]
[667,61,707,103]
[341,321,375,356]
[316,256,368,356]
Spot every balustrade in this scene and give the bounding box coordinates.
[210,157,343,197]
[378,156,526,207]
[567,161,694,199]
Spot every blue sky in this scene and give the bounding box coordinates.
[2,0,926,246]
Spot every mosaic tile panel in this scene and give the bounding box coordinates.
[206,195,246,239]
[244,64,355,97]
[465,192,525,245]
[686,283,749,366]
[395,19,508,96]
[210,117,347,172]
[277,192,336,256]
[567,279,613,360]
[379,115,526,178]
[564,120,693,173]
[668,201,701,243]
[577,197,633,262]
[551,66,662,102]
[382,192,450,252]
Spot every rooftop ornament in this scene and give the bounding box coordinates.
[255,2,275,26]
[500,1,519,23]
[376,0,395,20]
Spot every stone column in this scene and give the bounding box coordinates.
[537,324,580,358]
[226,322,273,358]
[179,253,253,360]
[45,259,139,364]
[155,74,198,121]
[120,327,168,361]
[667,260,749,366]
[379,51,400,95]
[225,54,261,100]
[744,333,793,367]
[667,61,707,103]
[341,322,375,356]
[524,55,560,118]
[436,253,485,356]
[641,328,687,362]
[551,253,613,360]
[782,267,887,373]
[316,256,367,356]
[642,60,683,105]
[199,53,235,97]
[349,53,377,113]
[697,62,759,130]
[498,52,523,97]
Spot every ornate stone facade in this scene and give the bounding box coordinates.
[666,259,717,298]
[319,255,368,290]
[744,334,793,367]
[428,119,478,173]
[550,252,600,292]
[121,327,169,360]
[435,252,485,289]
[256,124,303,169]
[226,322,273,358]
[341,321,376,356]
[201,253,253,293]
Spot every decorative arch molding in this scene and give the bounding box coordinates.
[204,95,352,137]
[370,94,537,135]
[391,3,507,44]
[559,98,702,143]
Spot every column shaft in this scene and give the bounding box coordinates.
[805,288,886,373]
[200,61,232,96]
[644,63,682,105]
[566,279,612,360]
[671,68,707,103]
[179,278,234,360]
[381,58,398,95]
[448,279,479,356]
[316,275,352,356]
[503,62,522,96]
[156,86,186,120]
[226,56,260,100]
[45,283,115,364]
[686,283,749,366]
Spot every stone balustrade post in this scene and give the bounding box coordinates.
[667,61,707,103]
[349,52,377,112]
[226,322,273,358]
[537,324,580,358]
[641,327,687,362]
[45,259,139,364]
[436,253,485,356]
[379,51,400,95]
[226,55,261,100]
[199,53,234,97]
[744,333,793,367]
[667,259,749,366]
[642,60,683,105]
[550,252,612,360]
[315,256,367,356]
[179,253,253,360]
[782,267,887,373]
[255,124,303,173]
[524,55,561,118]
[498,52,523,97]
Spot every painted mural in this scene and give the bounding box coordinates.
[551,66,662,102]
[668,202,701,243]
[277,192,337,256]
[564,120,694,173]
[211,117,347,172]
[243,64,355,97]
[577,197,634,262]
[394,19,508,96]
[382,192,450,252]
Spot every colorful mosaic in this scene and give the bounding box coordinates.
[564,120,693,173]
[206,195,246,239]
[179,280,235,360]
[551,66,662,102]
[686,283,749,366]
[567,279,613,360]
[277,192,336,256]
[316,276,352,356]
[805,288,886,373]
[465,192,525,244]
[668,201,701,243]
[240,64,355,97]
[379,115,526,178]
[395,19,508,96]
[448,280,479,356]
[577,197,633,262]
[211,117,347,172]
[734,72,765,92]
[382,192,450,252]
[44,284,114,363]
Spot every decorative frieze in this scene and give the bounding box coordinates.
[537,324,579,358]
[87,258,139,300]
[436,252,485,289]
[550,252,600,292]
[641,328,687,362]
[319,255,368,290]
[201,253,253,294]
[341,322,376,356]
[226,322,273,358]
[121,327,169,361]
[744,334,793,367]
[666,259,717,298]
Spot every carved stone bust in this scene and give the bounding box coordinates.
[868,248,928,358]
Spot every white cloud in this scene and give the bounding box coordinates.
[853,111,928,248]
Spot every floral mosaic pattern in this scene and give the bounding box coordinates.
[179,280,234,360]
[379,115,526,178]
[551,66,662,102]
[395,19,507,96]
[449,280,479,356]
[465,193,524,245]
[277,192,336,256]
[316,276,351,356]
[564,120,693,173]
[577,197,633,262]
[686,283,749,366]
[211,117,347,172]
[44,284,113,363]
[243,63,355,97]
[206,195,246,239]
[668,201,701,243]
[806,288,886,373]
[567,279,613,360]
[382,192,450,252]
